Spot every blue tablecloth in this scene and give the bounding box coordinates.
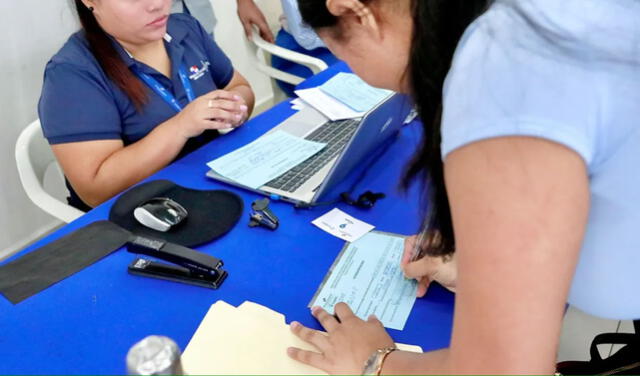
[0,63,454,374]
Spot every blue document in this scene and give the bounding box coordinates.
[207,131,326,189]
[309,232,418,330]
[319,72,393,112]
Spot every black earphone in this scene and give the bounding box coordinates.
[340,191,386,209]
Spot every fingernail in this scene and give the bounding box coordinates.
[240,105,248,111]
[290,321,300,329]
[235,113,242,119]
[233,95,241,100]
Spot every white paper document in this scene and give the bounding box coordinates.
[295,87,365,121]
[206,130,326,189]
[309,232,418,330]
[320,72,393,112]
[312,208,375,242]
[182,300,422,375]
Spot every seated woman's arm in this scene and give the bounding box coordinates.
[52,70,253,208]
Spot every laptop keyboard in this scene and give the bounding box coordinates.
[264,118,360,193]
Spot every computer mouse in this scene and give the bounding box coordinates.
[133,197,188,232]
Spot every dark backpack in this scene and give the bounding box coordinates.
[556,320,640,375]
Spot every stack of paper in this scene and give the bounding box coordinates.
[294,73,393,121]
[182,301,422,375]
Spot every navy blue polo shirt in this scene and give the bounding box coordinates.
[38,13,234,210]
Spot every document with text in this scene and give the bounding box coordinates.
[207,130,326,189]
[309,231,417,330]
[320,72,393,112]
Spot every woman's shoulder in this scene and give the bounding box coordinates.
[45,31,106,83]
[48,31,95,69]
[440,2,605,166]
[441,0,640,163]
[42,31,117,106]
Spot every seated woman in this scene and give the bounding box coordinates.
[39,0,255,211]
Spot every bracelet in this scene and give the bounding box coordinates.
[376,347,397,376]
[362,346,397,376]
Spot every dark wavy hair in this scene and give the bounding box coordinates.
[298,0,489,256]
[74,0,148,108]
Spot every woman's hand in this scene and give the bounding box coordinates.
[237,0,275,43]
[287,303,394,374]
[401,234,457,296]
[172,90,248,139]
[228,91,249,125]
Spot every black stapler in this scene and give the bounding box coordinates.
[126,236,227,289]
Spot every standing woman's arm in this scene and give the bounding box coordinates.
[384,136,590,374]
[286,135,590,374]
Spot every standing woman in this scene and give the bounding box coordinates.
[39,0,254,211]
[288,0,640,373]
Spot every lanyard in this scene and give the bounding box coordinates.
[133,64,196,112]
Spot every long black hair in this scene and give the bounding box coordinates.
[298,0,489,256]
[74,0,148,108]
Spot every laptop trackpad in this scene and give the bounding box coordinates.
[268,106,328,138]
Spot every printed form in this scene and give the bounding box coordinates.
[309,231,418,330]
[320,72,393,112]
[207,130,326,189]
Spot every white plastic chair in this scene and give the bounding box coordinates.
[15,120,84,223]
[251,29,328,86]
[249,0,328,86]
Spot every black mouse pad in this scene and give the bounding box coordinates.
[109,180,243,247]
[0,220,131,304]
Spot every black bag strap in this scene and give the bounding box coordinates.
[557,320,640,375]
[590,332,640,362]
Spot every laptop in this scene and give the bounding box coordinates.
[206,93,411,205]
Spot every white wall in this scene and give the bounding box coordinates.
[0,0,279,259]
[0,1,78,260]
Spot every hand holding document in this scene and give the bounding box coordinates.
[182,300,422,375]
[309,231,418,330]
[206,130,326,189]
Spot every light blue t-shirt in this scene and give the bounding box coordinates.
[441,0,640,319]
[280,0,325,50]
